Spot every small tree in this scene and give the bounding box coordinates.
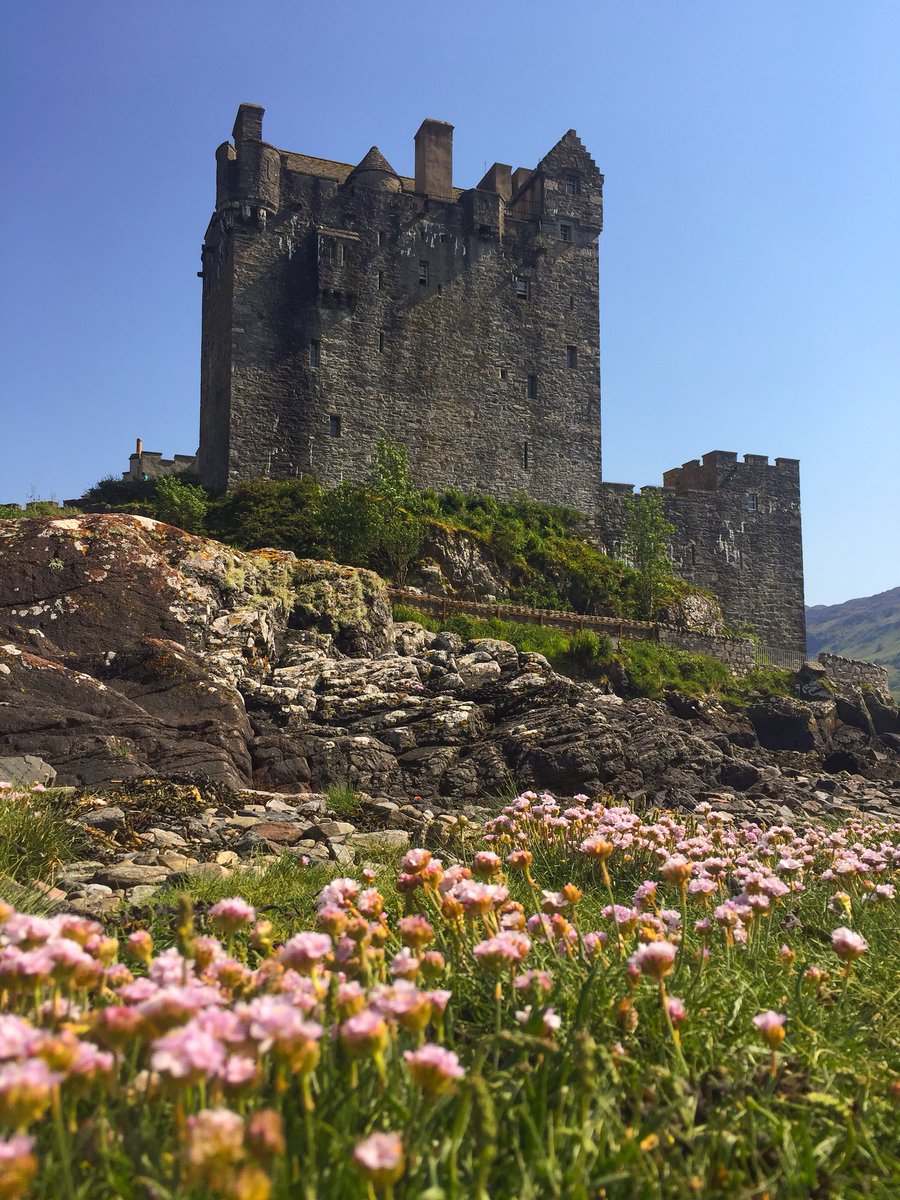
[151,476,210,534]
[367,438,425,586]
[622,491,676,620]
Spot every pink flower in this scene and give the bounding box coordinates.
[0,1059,61,1127]
[666,997,686,1026]
[473,931,531,970]
[151,1025,226,1081]
[831,927,868,962]
[516,1006,562,1036]
[279,932,332,972]
[340,1010,388,1057]
[0,1132,37,1196]
[353,1132,405,1186]
[0,1016,43,1061]
[315,877,360,912]
[390,947,420,980]
[753,1010,787,1049]
[403,1044,464,1095]
[628,940,677,982]
[472,851,503,879]
[184,1108,245,1171]
[207,897,256,935]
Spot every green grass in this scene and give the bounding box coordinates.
[0,787,85,886]
[393,603,797,703]
[326,784,364,821]
[14,800,900,1200]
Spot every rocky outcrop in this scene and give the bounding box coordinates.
[1,516,898,816]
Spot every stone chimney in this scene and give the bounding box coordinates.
[414,119,454,200]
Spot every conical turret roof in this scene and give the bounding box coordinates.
[346,146,403,191]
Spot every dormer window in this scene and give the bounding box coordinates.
[564,174,580,195]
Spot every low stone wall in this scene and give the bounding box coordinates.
[818,653,891,697]
[658,628,758,676]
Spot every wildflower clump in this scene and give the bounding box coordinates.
[0,793,895,1198]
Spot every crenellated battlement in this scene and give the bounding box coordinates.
[663,451,800,494]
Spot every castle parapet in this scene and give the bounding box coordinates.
[663,451,800,495]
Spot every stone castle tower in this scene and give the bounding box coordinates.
[197,104,603,511]
[191,104,805,655]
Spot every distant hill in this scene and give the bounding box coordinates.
[806,587,900,700]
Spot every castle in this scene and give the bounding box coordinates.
[128,104,807,656]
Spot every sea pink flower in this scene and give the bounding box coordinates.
[516,1006,562,1036]
[472,851,503,879]
[666,997,686,1026]
[0,1059,61,1127]
[207,897,256,935]
[400,849,432,876]
[753,1010,787,1049]
[403,1043,464,1096]
[340,1010,388,1057]
[353,1131,404,1187]
[0,1016,43,1061]
[473,931,531,971]
[151,1025,226,1082]
[628,940,677,982]
[315,877,360,912]
[660,855,693,885]
[184,1108,245,1171]
[398,915,434,950]
[0,1132,37,1197]
[831,927,868,962]
[279,932,332,972]
[390,948,420,980]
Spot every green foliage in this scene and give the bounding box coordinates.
[367,438,425,585]
[0,502,82,520]
[325,784,363,820]
[616,639,733,698]
[151,475,210,534]
[622,491,678,619]
[205,477,326,556]
[0,788,85,885]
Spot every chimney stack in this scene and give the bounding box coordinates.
[136,437,143,457]
[414,119,454,200]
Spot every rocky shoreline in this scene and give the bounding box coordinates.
[1,513,898,914]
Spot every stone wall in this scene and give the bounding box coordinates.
[658,627,758,675]
[198,105,604,512]
[818,653,891,697]
[593,452,806,656]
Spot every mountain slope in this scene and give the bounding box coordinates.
[807,587,900,699]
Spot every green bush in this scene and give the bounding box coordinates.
[0,788,85,885]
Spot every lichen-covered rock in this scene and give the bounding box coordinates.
[1,515,897,808]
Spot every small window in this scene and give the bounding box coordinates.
[377,270,384,291]
[328,237,337,262]
[516,277,529,300]
[440,232,448,243]
[746,494,758,512]
[560,224,572,243]
[499,367,509,381]
[523,442,530,470]
[566,345,578,368]
[419,260,429,285]
[309,340,320,367]
[377,230,385,246]
[569,296,575,310]
[378,331,385,353]
[526,375,537,399]
[564,174,580,195]
[329,415,341,438]
[689,545,696,566]
[340,244,350,265]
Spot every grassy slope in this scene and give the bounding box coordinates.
[806,586,900,699]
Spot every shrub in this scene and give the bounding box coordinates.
[151,475,210,534]
[0,787,85,884]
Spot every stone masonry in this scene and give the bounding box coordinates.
[182,105,810,655]
[197,105,603,513]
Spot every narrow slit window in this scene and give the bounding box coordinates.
[526,375,538,399]
[377,270,384,291]
[378,331,385,353]
[340,244,350,265]
[560,224,572,243]
[499,367,508,381]
[329,415,342,438]
[309,340,320,367]
[523,442,530,470]
[516,277,529,300]
[566,345,577,368]
[419,260,429,285]
[328,237,337,262]
[377,230,385,246]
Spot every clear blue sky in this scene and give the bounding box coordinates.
[2,1,898,606]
